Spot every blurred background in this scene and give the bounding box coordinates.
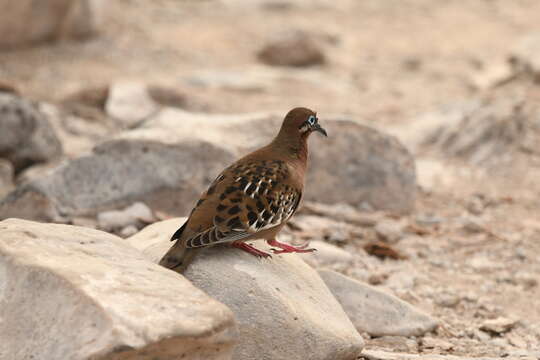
[1,0,539,357]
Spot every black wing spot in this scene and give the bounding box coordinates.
[225,186,237,194]
[247,212,258,225]
[227,217,243,229]
[217,204,227,212]
[256,200,265,212]
[230,197,242,203]
[207,185,216,195]
[214,215,225,224]
[228,205,241,215]
[262,211,272,221]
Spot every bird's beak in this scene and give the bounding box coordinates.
[313,124,328,137]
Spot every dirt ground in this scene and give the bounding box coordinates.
[1,0,539,357]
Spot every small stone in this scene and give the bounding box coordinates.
[258,31,325,67]
[422,336,454,350]
[120,225,138,238]
[97,202,154,232]
[461,216,485,233]
[480,317,518,335]
[105,81,158,128]
[470,61,514,90]
[375,220,403,243]
[434,292,461,308]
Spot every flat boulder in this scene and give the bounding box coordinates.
[0,139,235,221]
[129,219,364,360]
[0,218,236,360]
[319,270,439,337]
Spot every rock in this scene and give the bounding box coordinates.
[0,93,62,173]
[133,220,364,360]
[480,317,518,335]
[469,61,515,90]
[0,218,236,360]
[127,217,188,262]
[0,158,14,199]
[0,108,415,221]
[319,270,438,337]
[375,220,404,243]
[298,240,354,268]
[0,139,235,221]
[420,93,540,168]
[510,32,540,79]
[97,202,155,232]
[105,81,159,128]
[119,224,138,238]
[258,31,326,67]
[0,0,105,49]
[434,292,461,308]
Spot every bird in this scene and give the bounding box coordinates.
[159,107,327,272]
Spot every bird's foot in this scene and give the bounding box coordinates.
[267,239,316,254]
[231,241,272,258]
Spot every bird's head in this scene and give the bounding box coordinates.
[279,107,328,140]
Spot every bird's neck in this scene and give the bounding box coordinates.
[269,134,309,166]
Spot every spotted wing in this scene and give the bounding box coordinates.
[185,159,301,248]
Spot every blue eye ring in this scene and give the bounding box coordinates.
[307,115,317,126]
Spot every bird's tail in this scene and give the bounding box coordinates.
[159,242,198,273]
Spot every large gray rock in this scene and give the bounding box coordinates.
[0,139,234,221]
[0,0,105,49]
[0,108,415,221]
[0,93,62,173]
[129,219,364,360]
[0,218,236,360]
[319,270,439,337]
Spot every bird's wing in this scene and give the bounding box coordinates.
[184,159,302,248]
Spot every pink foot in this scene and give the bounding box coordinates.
[267,238,316,254]
[231,241,272,258]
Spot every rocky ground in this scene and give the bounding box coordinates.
[1,1,540,359]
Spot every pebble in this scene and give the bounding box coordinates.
[480,317,518,335]
[375,220,403,243]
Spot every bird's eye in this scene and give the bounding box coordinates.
[307,115,316,126]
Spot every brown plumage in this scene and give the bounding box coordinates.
[159,107,327,272]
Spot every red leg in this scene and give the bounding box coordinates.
[266,238,316,254]
[231,241,272,258]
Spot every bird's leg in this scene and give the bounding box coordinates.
[267,238,316,254]
[231,241,272,258]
